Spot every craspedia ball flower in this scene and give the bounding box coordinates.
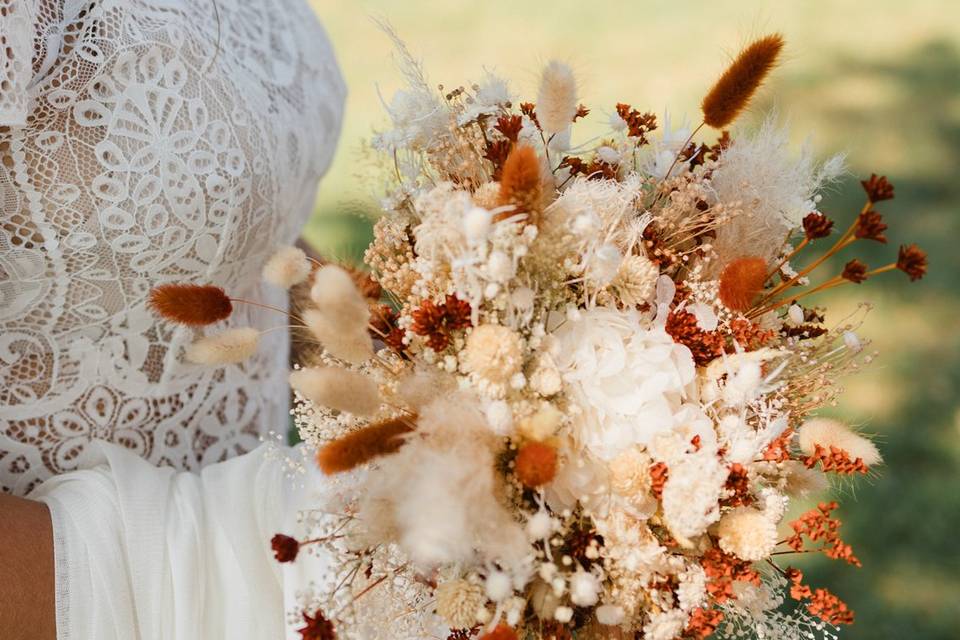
[719,256,768,312]
[435,579,485,630]
[270,533,300,563]
[716,506,778,561]
[148,283,233,326]
[462,324,524,388]
[184,327,260,364]
[515,441,558,488]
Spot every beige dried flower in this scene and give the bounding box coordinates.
[185,327,260,365]
[262,245,311,289]
[611,254,659,306]
[303,309,374,365]
[462,324,524,387]
[537,61,578,134]
[608,447,652,496]
[289,366,381,416]
[436,579,485,629]
[716,506,778,561]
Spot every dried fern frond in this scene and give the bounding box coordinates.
[701,34,784,129]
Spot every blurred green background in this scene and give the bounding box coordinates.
[307,2,959,637]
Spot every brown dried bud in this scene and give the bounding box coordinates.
[841,259,868,283]
[802,212,834,240]
[854,208,888,243]
[896,244,928,281]
[148,283,233,326]
[270,533,299,563]
[860,174,895,202]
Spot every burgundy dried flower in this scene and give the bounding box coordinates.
[270,533,300,563]
[494,114,523,143]
[410,296,473,351]
[854,208,888,243]
[896,244,928,281]
[298,609,336,640]
[802,212,834,240]
[148,283,233,326]
[841,259,868,283]
[860,173,895,202]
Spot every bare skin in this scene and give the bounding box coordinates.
[0,493,56,640]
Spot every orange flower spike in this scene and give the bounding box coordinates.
[719,256,769,312]
[701,34,785,129]
[496,145,542,225]
[514,441,558,488]
[148,283,233,326]
[316,417,414,475]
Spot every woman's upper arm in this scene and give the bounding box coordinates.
[0,493,56,640]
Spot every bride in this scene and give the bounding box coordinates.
[0,0,345,638]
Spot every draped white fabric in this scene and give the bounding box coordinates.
[32,440,330,639]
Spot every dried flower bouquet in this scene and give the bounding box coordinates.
[151,30,926,640]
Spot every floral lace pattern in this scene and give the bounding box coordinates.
[0,0,345,495]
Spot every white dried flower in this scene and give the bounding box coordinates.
[612,254,659,306]
[262,245,311,288]
[485,570,513,602]
[185,328,259,364]
[661,450,727,540]
[537,61,578,134]
[596,604,625,626]
[717,506,778,561]
[462,206,493,243]
[303,309,374,365]
[585,243,622,288]
[462,324,524,388]
[608,447,652,497]
[643,609,687,640]
[289,366,380,416]
[798,417,881,466]
[435,579,485,630]
[554,606,574,623]
[568,570,600,607]
[517,405,563,441]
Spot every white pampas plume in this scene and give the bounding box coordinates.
[716,506,778,561]
[797,417,881,466]
[289,366,380,416]
[310,265,370,330]
[537,61,578,134]
[262,246,311,288]
[185,327,259,364]
[303,309,373,365]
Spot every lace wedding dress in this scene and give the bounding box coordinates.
[0,0,345,637]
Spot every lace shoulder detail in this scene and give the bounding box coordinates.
[0,0,345,495]
[0,0,36,125]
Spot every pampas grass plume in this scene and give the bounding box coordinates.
[262,245,311,289]
[303,309,374,365]
[537,60,578,134]
[719,256,768,312]
[289,366,381,416]
[185,327,259,364]
[316,417,414,475]
[798,417,881,466]
[701,34,784,129]
[148,283,233,326]
[496,145,542,225]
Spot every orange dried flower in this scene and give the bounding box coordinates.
[803,444,869,475]
[729,317,775,351]
[841,259,868,284]
[722,463,753,507]
[615,103,658,143]
[479,624,517,640]
[148,283,233,326]
[520,102,540,129]
[684,607,725,639]
[762,428,794,462]
[316,417,414,475]
[665,309,725,366]
[650,461,669,501]
[897,243,927,281]
[701,547,760,603]
[860,173,895,202]
[496,145,542,225]
[494,114,523,143]
[786,501,861,567]
[719,256,768,312]
[786,568,855,626]
[515,441,558,487]
[701,34,785,128]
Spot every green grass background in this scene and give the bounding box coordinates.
[305,2,960,637]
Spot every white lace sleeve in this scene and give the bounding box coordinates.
[31,441,327,639]
[0,0,35,126]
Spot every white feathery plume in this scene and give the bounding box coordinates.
[262,245,311,289]
[303,309,374,365]
[536,60,578,134]
[289,366,381,416]
[185,327,259,364]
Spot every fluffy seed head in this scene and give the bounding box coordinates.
[716,506,778,561]
[496,145,542,225]
[797,417,881,466]
[316,416,414,475]
[310,265,370,330]
[536,61,578,134]
[262,245,311,289]
[289,366,381,416]
[515,441,558,487]
[719,256,768,312]
[185,327,259,364]
[148,283,233,326]
[435,579,485,630]
[303,309,374,365]
[701,34,785,128]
